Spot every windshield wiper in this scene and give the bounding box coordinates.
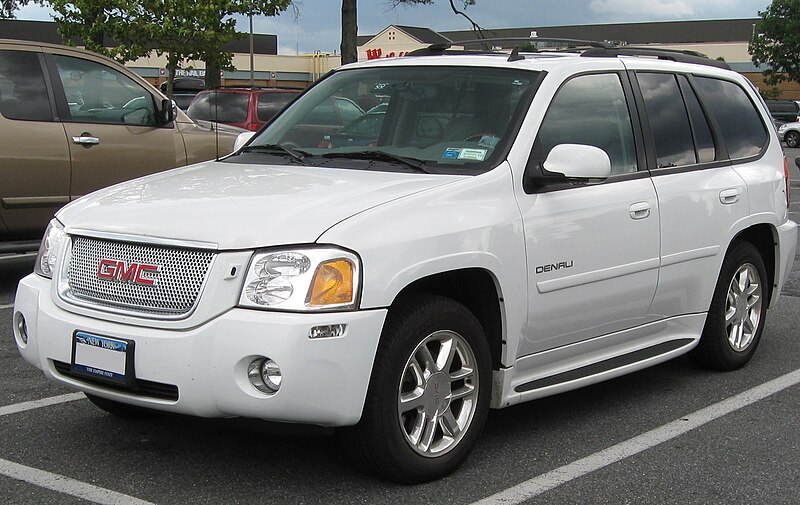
[321,150,428,174]
[242,144,309,164]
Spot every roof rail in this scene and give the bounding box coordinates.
[406,37,607,58]
[581,46,731,70]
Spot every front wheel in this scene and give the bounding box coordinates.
[692,241,768,371]
[341,295,492,483]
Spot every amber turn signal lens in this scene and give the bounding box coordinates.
[307,259,354,306]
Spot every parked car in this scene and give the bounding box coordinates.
[160,76,205,111]
[777,121,800,147]
[14,44,796,484]
[0,39,244,247]
[186,86,302,131]
[765,99,800,124]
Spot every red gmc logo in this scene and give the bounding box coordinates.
[96,259,159,286]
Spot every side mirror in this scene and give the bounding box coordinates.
[158,98,175,125]
[233,131,257,152]
[544,144,612,179]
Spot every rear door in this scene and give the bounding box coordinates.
[0,46,70,238]
[629,68,758,317]
[45,50,185,200]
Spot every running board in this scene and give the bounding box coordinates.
[514,338,695,393]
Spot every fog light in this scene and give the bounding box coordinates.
[309,324,347,339]
[248,357,282,394]
[13,312,28,345]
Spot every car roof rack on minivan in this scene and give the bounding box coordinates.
[407,37,729,69]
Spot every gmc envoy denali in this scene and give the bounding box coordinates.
[13,41,797,482]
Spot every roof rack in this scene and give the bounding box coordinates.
[407,37,607,58]
[407,37,729,69]
[581,46,731,70]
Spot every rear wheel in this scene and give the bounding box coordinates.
[341,295,492,483]
[692,241,768,371]
[786,130,800,148]
[85,393,161,419]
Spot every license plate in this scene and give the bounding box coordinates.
[71,331,134,384]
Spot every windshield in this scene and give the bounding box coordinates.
[238,66,539,174]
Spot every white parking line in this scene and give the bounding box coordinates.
[0,457,157,505]
[0,394,156,503]
[0,393,84,417]
[472,368,800,505]
[0,303,14,310]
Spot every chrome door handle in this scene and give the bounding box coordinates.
[72,136,100,145]
[719,188,741,205]
[629,201,651,220]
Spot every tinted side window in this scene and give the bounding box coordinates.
[694,76,767,159]
[53,55,156,126]
[256,92,296,122]
[637,73,696,168]
[537,73,637,175]
[187,92,250,124]
[678,75,715,163]
[0,50,52,121]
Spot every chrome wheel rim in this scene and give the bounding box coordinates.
[397,330,479,457]
[725,263,763,352]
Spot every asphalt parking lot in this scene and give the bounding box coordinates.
[2,150,800,504]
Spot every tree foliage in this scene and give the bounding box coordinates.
[750,0,800,85]
[2,0,20,18]
[49,0,291,92]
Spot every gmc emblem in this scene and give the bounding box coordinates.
[97,259,159,286]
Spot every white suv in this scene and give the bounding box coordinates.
[13,43,798,483]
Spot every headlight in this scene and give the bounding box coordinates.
[778,124,789,133]
[34,219,67,279]
[238,247,360,311]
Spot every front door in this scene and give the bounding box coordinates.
[515,72,660,357]
[46,52,184,200]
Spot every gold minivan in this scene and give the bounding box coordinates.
[0,39,243,246]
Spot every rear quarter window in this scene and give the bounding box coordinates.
[694,76,767,159]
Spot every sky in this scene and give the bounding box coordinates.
[13,0,772,55]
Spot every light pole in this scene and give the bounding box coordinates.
[249,12,255,87]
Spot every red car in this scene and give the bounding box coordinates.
[187,87,301,131]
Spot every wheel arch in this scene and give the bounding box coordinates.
[389,268,505,371]
[729,223,777,305]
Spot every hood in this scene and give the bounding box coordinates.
[57,160,464,249]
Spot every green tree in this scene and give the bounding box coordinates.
[2,0,19,18]
[49,1,290,92]
[750,0,800,85]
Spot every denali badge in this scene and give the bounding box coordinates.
[97,259,160,286]
[535,260,574,274]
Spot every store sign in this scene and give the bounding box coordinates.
[174,69,206,78]
[365,48,408,60]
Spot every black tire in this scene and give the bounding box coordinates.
[786,130,800,148]
[692,241,768,371]
[85,393,161,419]
[340,295,492,483]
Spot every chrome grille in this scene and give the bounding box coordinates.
[64,236,215,317]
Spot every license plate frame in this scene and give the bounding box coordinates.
[71,331,135,387]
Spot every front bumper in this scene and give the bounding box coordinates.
[14,273,387,427]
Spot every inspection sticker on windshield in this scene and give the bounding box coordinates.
[458,148,487,161]
[442,148,487,161]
